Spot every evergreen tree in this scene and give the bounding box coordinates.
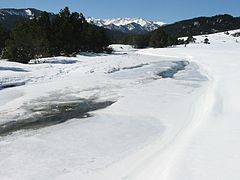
[132,34,150,48]
[3,20,49,63]
[0,25,9,57]
[149,29,170,48]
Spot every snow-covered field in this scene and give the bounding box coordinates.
[0,30,240,180]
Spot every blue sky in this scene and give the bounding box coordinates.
[0,0,239,23]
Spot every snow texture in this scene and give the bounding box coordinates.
[0,30,240,180]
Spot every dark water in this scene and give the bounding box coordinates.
[0,82,26,91]
[122,63,149,70]
[0,100,115,136]
[0,67,28,72]
[158,61,189,78]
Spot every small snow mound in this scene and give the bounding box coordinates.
[29,57,78,64]
[109,44,135,52]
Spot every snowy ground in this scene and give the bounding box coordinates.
[0,30,240,180]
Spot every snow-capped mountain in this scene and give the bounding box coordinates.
[87,17,165,34]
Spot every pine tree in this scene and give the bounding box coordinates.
[149,29,169,48]
[3,19,49,63]
[0,25,9,57]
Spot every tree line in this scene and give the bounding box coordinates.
[115,28,181,49]
[0,7,110,63]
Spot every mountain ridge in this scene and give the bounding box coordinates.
[0,8,50,29]
[87,17,165,34]
[161,14,240,37]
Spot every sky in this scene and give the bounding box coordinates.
[0,0,239,23]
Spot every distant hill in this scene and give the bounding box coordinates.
[161,14,240,37]
[0,8,48,29]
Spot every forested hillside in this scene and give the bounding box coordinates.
[0,7,110,63]
[161,14,240,37]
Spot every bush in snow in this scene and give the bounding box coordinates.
[186,36,196,44]
[204,38,210,44]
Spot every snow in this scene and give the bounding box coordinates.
[0,30,240,180]
[25,9,33,17]
[0,8,35,17]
